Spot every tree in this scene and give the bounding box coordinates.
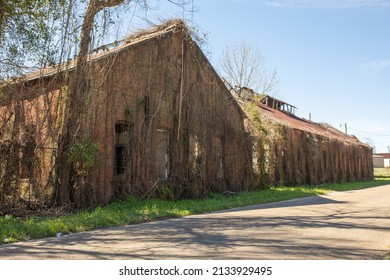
[0,0,65,79]
[56,0,131,206]
[219,40,278,96]
[0,0,193,79]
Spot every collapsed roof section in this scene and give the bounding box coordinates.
[260,95,297,115]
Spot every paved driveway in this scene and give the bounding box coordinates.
[1,185,390,259]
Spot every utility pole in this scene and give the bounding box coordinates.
[340,123,348,134]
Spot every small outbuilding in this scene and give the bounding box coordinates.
[373,153,390,168]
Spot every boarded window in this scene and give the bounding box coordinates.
[155,129,169,179]
[115,122,129,175]
[252,140,260,175]
[216,137,225,179]
[21,124,37,179]
[189,135,202,176]
[323,150,327,170]
[143,96,150,123]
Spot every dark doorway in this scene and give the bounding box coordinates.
[115,121,129,175]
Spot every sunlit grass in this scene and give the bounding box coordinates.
[374,168,390,180]
[1,171,389,245]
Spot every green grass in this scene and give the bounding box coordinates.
[1,171,390,245]
[374,167,390,179]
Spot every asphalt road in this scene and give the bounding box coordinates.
[1,185,390,260]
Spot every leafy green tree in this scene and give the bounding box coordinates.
[0,0,68,79]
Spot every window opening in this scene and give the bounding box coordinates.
[155,129,169,179]
[323,150,327,170]
[189,135,202,176]
[143,96,150,123]
[252,140,260,174]
[216,137,225,179]
[115,121,129,175]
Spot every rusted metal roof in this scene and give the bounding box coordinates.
[236,95,369,147]
[257,100,367,146]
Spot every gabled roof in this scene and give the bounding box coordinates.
[1,19,247,120]
[12,20,189,84]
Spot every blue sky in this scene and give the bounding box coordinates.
[123,0,390,152]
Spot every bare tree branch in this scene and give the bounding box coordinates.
[220,40,279,96]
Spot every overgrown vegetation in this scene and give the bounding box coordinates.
[1,173,389,245]
[1,1,197,211]
[67,139,100,175]
[0,0,65,79]
[239,95,373,188]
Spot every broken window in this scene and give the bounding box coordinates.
[115,121,129,175]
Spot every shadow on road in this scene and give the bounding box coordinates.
[218,195,346,213]
[1,207,388,260]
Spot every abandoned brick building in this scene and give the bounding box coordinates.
[233,89,373,186]
[0,20,373,210]
[0,20,251,208]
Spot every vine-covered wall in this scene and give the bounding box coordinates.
[0,21,252,211]
[240,98,373,187]
[87,24,251,201]
[0,21,373,212]
[0,78,66,211]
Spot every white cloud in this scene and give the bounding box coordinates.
[264,0,390,9]
[364,59,390,73]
